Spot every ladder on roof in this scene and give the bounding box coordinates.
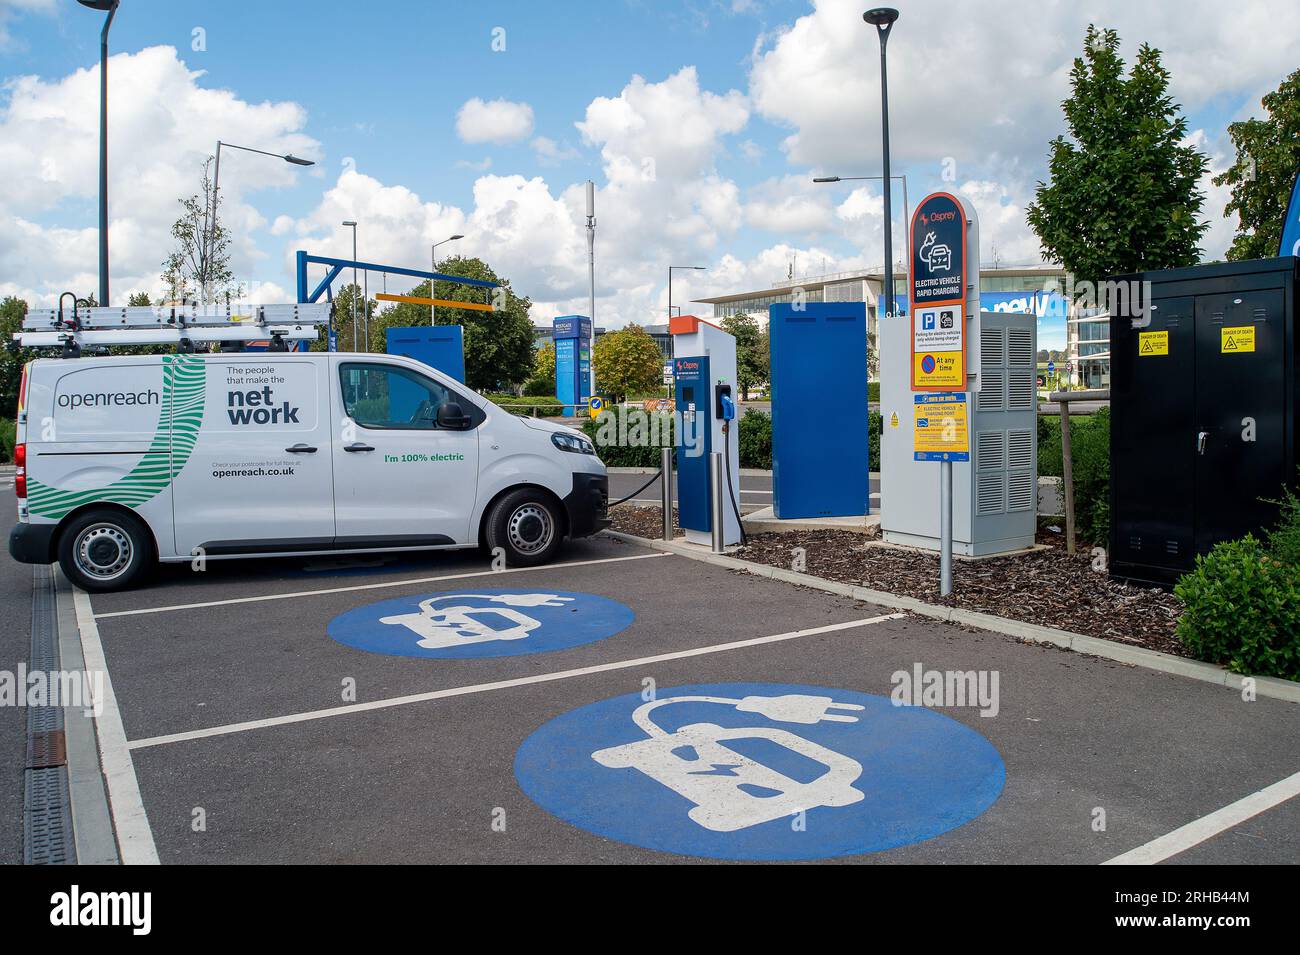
[15,301,332,357]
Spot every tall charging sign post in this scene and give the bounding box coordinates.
[909,192,974,596]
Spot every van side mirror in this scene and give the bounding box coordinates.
[436,401,471,430]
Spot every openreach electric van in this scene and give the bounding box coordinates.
[7,302,608,592]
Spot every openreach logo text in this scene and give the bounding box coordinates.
[50,886,151,935]
[56,389,160,410]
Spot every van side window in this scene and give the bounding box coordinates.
[339,362,477,430]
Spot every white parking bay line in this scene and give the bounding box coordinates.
[1102,769,1300,865]
[73,587,160,865]
[128,612,907,751]
[94,551,669,619]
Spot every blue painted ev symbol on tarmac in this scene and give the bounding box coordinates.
[327,589,634,659]
[514,682,1005,860]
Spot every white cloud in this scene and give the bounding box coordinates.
[531,136,579,165]
[455,97,535,145]
[0,45,318,304]
[751,0,1300,171]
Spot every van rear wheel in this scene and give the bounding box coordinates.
[484,489,563,567]
[58,509,153,593]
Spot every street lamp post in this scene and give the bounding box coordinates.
[205,141,314,302]
[863,8,899,319]
[343,221,358,351]
[430,234,464,325]
[812,173,910,296]
[78,0,119,307]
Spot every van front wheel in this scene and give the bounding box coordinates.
[484,490,563,567]
[58,509,153,593]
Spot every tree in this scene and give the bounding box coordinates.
[127,291,152,307]
[1026,26,1208,289]
[364,256,535,391]
[1213,68,1300,261]
[720,313,767,400]
[0,296,34,419]
[524,341,557,395]
[592,324,663,402]
[162,156,238,303]
[308,282,378,353]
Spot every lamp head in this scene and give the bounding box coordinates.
[78,0,118,10]
[863,7,899,27]
[284,154,314,166]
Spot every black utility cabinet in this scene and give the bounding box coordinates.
[1109,257,1299,586]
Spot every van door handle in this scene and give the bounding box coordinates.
[285,443,318,453]
[344,442,375,453]
[1197,431,1208,455]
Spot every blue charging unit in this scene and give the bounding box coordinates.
[554,315,592,416]
[385,325,466,382]
[770,301,869,518]
[673,355,713,533]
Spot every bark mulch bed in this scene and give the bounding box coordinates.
[609,503,682,540]
[606,505,1187,658]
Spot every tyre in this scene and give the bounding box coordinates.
[484,489,564,567]
[57,508,154,592]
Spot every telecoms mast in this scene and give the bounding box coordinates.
[15,299,332,357]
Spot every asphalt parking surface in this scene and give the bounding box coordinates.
[40,534,1300,863]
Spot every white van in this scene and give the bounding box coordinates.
[8,350,608,591]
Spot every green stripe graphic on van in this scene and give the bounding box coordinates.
[27,354,206,520]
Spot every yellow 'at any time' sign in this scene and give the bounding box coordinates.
[1221,326,1255,353]
[1138,331,1168,356]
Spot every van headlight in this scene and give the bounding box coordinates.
[551,432,595,455]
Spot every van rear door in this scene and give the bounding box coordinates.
[171,355,336,557]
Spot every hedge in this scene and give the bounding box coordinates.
[1038,408,1110,546]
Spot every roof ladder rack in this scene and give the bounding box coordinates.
[15,301,332,355]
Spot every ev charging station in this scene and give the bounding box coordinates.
[385,325,466,382]
[670,315,741,548]
[769,301,870,518]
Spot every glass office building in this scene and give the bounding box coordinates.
[693,266,1084,381]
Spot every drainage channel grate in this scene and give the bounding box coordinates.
[24,767,73,865]
[23,565,76,866]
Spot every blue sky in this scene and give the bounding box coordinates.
[2,0,1296,352]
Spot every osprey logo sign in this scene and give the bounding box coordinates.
[514,682,1005,860]
[327,589,634,658]
[910,192,970,390]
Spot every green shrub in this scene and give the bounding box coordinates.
[1037,409,1109,545]
[1174,535,1300,680]
[581,412,675,468]
[737,409,771,470]
[0,418,13,464]
[869,410,882,472]
[1264,478,1300,568]
[868,381,880,403]
[485,393,564,417]
[522,377,554,397]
